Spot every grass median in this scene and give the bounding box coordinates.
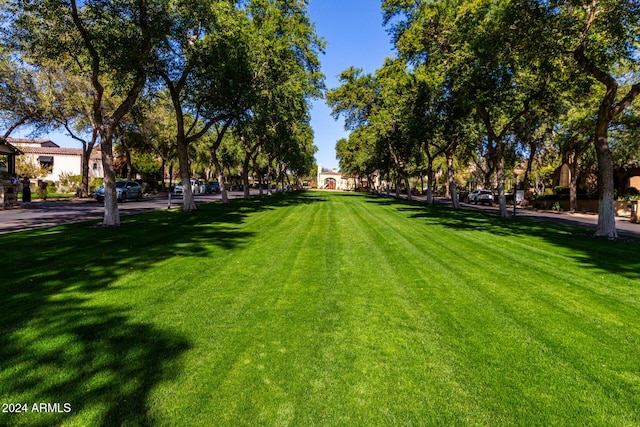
[2,191,640,426]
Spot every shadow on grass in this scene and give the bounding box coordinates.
[0,301,189,426]
[0,191,325,425]
[364,194,640,280]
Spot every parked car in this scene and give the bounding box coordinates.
[467,190,480,203]
[173,179,205,195]
[205,181,220,194]
[468,189,494,205]
[95,180,143,203]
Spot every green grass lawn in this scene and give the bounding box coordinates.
[2,191,640,426]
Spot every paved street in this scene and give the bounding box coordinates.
[462,200,640,237]
[1,190,639,237]
[0,191,253,234]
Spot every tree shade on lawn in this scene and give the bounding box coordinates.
[1,192,639,426]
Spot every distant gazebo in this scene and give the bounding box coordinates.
[317,165,353,190]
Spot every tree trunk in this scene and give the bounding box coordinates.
[251,154,264,197]
[80,143,92,198]
[177,138,196,211]
[258,174,264,197]
[242,150,251,199]
[404,174,412,201]
[211,149,228,204]
[267,160,273,195]
[446,148,460,210]
[569,150,581,212]
[594,120,617,238]
[125,148,133,180]
[523,140,537,196]
[425,164,434,204]
[495,140,509,218]
[490,138,509,218]
[101,130,120,227]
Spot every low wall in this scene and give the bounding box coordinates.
[534,199,628,215]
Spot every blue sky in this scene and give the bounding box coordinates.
[15,1,395,172]
[308,0,395,170]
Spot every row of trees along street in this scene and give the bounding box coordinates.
[327,0,639,239]
[0,0,324,226]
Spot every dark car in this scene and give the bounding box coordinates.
[95,180,143,203]
[205,181,220,194]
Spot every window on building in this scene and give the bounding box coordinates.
[39,156,53,173]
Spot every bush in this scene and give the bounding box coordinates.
[58,172,82,194]
[36,182,48,200]
[624,187,640,198]
[554,186,570,195]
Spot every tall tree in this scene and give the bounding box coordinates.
[385,0,561,217]
[150,0,248,211]
[558,0,640,238]
[5,0,169,226]
[235,0,324,199]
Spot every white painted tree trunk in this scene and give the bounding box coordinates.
[176,134,196,211]
[181,177,196,211]
[219,181,228,203]
[496,159,509,218]
[101,136,120,227]
[594,130,617,239]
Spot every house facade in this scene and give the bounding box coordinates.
[8,138,103,181]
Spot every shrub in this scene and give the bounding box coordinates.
[624,187,639,199]
[36,182,49,200]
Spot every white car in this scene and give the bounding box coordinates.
[95,180,143,203]
[174,179,205,195]
[468,189,494,205]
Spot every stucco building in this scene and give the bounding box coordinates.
[317,165,352,190]
[8,138,103,182]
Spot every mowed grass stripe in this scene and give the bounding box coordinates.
[2,191,640,426]
[147,197,353,425]
[336,195,640,425]
[344,196,566,424]
[331,195,495,424]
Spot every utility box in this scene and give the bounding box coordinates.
[631,200,639,224]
